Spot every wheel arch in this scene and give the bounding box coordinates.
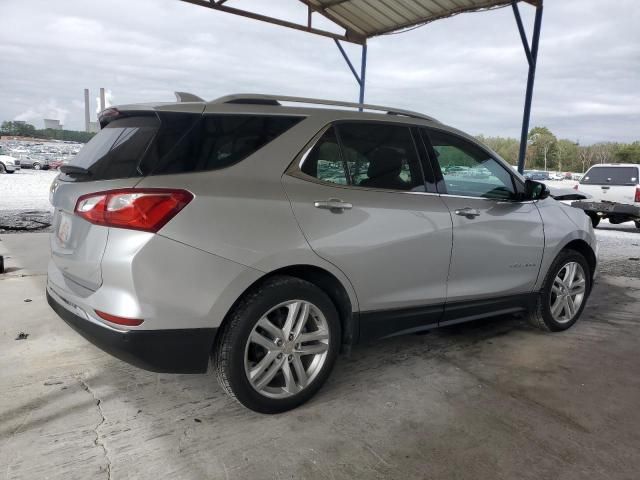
[214,264,358,351]
[561,239,597,280]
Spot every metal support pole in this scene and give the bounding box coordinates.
[515,1,543,174]
[358,44,367,109]
[334,39,368,110]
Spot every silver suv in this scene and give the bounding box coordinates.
[47,94,598,413]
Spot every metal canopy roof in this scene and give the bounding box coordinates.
[303,0,537,41]
[177,0,544,173]
[180,0,538,45]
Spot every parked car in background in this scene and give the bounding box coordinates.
[573,164,640,229]
[19,155,51,170]
[524,170,551,181]
[0,154,20,173]
[47,93,598,413]
[550,172,565,181]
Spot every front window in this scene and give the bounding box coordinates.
[426,129,516,200]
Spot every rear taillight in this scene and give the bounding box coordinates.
[75,189,193,232]
[635,187,640,203]
[95,310,144,327]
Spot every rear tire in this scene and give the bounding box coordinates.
[527,250,591,332]
[587,213,600,228]
[635,221,640,230]
[32,162,41,170]
[213,276,341,413]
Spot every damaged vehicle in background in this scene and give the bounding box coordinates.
[573,164,640,229]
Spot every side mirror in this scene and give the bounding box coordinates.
[524,179,550,201]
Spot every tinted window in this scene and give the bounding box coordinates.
[149,114,303,175]
[581,167,639,186]
[62,115,160,181]
[338,123,423,191]
[63,113,302,181]
[426,129,516,200]
[300,127,348,185]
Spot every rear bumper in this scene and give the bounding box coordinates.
[572,201,640,218]
[47,290,216,373]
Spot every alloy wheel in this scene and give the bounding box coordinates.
[549,261,586,323]
[244,300,330,399]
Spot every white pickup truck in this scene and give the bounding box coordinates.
[572,164,640,229]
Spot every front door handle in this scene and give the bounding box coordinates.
[454,207,481,219]
[314,199,353,212]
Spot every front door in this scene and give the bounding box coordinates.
[422,128,545,311]
[283,122,453,339]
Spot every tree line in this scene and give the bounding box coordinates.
[477,127,640,172]
[0,121,96,144]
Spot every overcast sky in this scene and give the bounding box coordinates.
[1,0,638,144]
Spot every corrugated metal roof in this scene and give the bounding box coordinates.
[302,0,531,39]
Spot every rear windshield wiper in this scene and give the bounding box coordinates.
[60,165,92,176]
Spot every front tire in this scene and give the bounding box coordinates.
[213,276,341,413]
[528,250,591,332]
[635,221,640,230]
[32,162,41,170]
[0,163,5,174]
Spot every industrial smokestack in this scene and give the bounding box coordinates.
[99,88,106,113]
[84,89,91,132]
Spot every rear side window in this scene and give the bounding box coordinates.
[62,113,302,181]
[299,122,424,191]
[581,167,639,186]
[339,123,423,191]
[148,115,303,175]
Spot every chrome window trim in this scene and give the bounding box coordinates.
[438,193,535,204]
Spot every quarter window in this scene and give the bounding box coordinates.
[300,127,348,185]
[426,129,516,200]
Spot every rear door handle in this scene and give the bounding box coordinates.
[314,199,353,211]
[454,207,481,218]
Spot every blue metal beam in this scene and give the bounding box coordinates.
[334,39,367,111]
[512,1,533,67]
[359,44,367,109]
[516,1,544,174]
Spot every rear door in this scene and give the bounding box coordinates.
[421,128,544,313]
[283,122,453,339]
[50,114,163,290]
[578,166,639,204]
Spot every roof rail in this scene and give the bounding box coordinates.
[210,94,439,122]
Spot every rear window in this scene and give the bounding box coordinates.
[581,167,639,186]
[62,113,303,181]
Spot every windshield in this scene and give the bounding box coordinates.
[581,166,638,186]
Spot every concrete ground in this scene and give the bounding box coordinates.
[1,229,639,480]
